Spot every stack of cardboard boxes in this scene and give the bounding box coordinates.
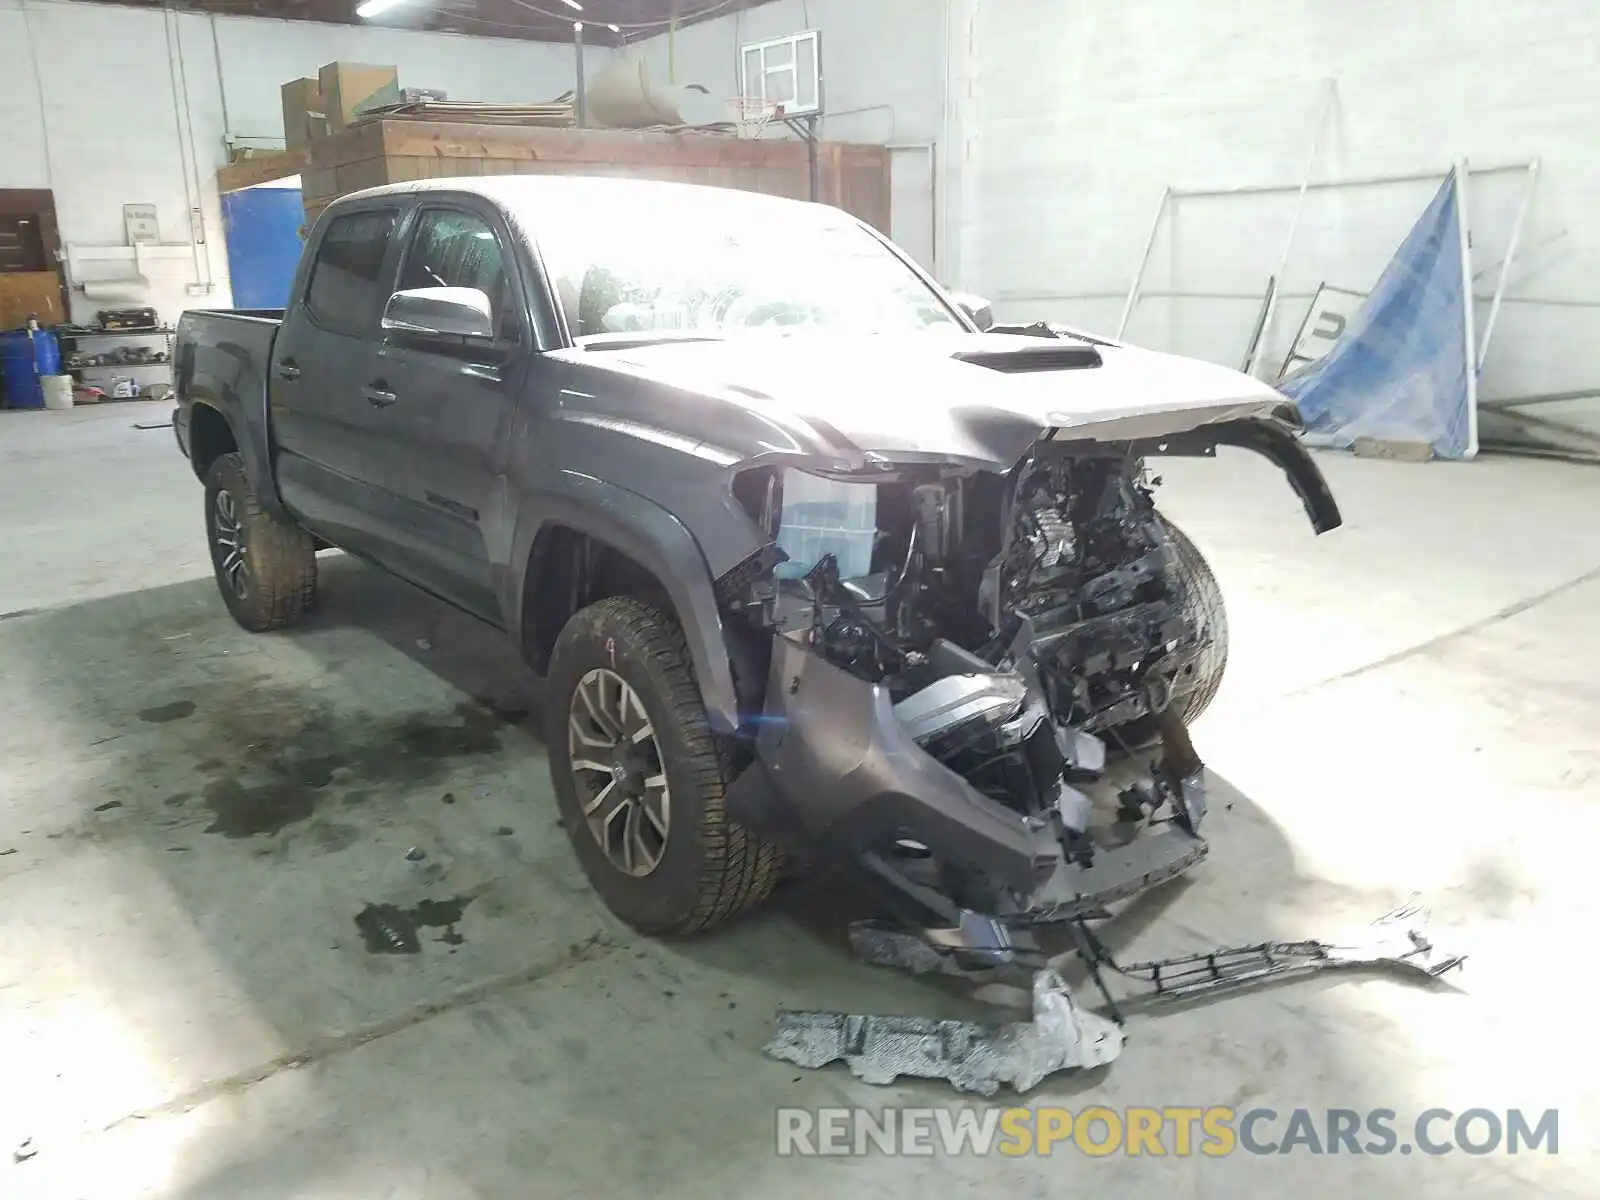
[260,62,891,240]
[281,63,424,151]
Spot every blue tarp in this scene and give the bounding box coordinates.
[1279,171,1476,459]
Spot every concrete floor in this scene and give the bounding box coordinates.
[2,401,1597,1197]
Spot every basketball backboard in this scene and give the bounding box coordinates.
[740,30,822,117]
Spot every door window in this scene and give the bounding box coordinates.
[397,209,516,340]
[303,208,398,337]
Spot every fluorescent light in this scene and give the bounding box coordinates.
[355,0,408,16]
[560,0,583,10]
[607,23,619,31]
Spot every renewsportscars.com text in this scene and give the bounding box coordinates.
[776,1106,1560,1158]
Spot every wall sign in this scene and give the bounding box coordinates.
[123,204,160,245]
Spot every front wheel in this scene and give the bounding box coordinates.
[203,452,317,632]
[1105,519,1229,753]
[1162,518,1229,724]
[545,596,779,935]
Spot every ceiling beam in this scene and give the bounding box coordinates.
[107,0,773,46]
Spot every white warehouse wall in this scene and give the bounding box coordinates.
[0,0,576,324]
[628,0,947,271]
[947,0,1600,403]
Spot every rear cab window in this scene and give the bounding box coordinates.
[303,208,399,337]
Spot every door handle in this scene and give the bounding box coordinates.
[364,384,398,407]
[276,360,301,381]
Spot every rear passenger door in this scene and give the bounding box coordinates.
[368,201,533,623]
[269,204,403,558]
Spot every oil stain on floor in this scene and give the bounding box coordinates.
[203,778,322,838]
[196,697,519,840]
[140,700,197,723]
[354,896,474,953]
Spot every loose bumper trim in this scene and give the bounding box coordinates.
[726,633,1061,901]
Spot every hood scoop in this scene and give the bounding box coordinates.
[951,343,1103,374]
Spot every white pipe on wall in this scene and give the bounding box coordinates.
[209,14,232,145]
[18,2,57,190]
[171,10,215,286]
[163,6,208,289]
[888,142,937,273]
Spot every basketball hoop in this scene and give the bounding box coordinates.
[729,97,782,138]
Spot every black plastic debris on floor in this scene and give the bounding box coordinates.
[354,897,472,954]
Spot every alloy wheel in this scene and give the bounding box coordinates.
[567,667,671,877]
[212,488,250,600]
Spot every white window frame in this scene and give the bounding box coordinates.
[739,30,821,116]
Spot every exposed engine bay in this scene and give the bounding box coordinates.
[717,426,1464,1083]
[719,437,1225,940]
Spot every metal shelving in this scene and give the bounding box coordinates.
[57,326,175,393]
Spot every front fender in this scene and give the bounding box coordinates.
[505,471,743,735]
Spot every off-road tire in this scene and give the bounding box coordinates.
[203,452,317,632]
[546,597,780,935]
[1162,518,1229,723]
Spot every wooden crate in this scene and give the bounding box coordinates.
[295,120,892,235]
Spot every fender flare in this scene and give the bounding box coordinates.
[1127,416,1343,535]
[1209,418,1343,534]
[189,398,283,515]
[178,327,286,516]
[505,471,742,735]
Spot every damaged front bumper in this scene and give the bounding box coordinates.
[722,410,1338,953]
[726,633,1210,932]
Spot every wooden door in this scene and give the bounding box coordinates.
[0,189,67,329]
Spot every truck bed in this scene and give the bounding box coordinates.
[173,308,283,505]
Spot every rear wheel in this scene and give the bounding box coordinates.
[203,452,317,632]
[545,596,780,935]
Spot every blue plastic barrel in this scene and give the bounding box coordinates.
[0,329,61,410]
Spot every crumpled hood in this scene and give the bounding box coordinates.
[557,330,1294,468]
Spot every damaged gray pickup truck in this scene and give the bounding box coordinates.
[176,177,1347,967]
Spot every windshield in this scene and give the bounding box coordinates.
[530,187,964,341]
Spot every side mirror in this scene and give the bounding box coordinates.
[382,286,495,340]
[950,291,994,332]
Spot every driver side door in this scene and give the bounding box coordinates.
[367,200,532,623]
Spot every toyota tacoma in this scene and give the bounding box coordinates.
[173,176,1341,958]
